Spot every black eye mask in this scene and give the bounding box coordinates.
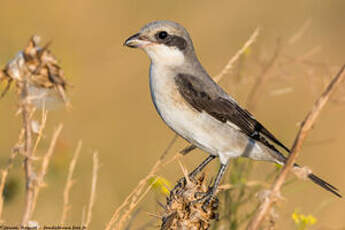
[155,31,187,51]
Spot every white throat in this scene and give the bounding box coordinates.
[144,44,185,67]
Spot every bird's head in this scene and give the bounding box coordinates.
[124,21,195,66]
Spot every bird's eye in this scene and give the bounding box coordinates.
[158,31,168,40]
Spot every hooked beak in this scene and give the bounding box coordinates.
[124,33,152,48]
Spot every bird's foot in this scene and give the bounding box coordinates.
[169,177,187,199]
[194,188,218,212]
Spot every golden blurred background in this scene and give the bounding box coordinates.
[0,0,344,229]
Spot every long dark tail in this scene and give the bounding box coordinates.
[292,161,342,198]
[307,172,342,198]
[274,152,341,198]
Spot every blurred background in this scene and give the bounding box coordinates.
[0,0,344,229]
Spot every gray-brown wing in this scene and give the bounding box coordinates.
[175,73,290,154]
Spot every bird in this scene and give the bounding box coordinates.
[124,20,341,205]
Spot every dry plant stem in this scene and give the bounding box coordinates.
[115,181,155,230]
[177,157,191,184]
[219,181,268,191]
[0,151,18,222]
[32,108,48,154]
[81,206,87,228]
[105,153,179,230]
[85,152,99,228]
[104,136,178,230]
[288,19,312,45]
[214,27,260,82]
[31,124,64,215]
[247,64,345,230]
[246,39,281,111]
[0,170,8,222]
[21,78,35,225]
[0,130,24,221]
[0,70,4,81]
[0,35,69,225]
[61,140,83,224]
[123,208,142,230]
[160,135,179,160]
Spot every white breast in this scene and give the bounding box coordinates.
[149,63,188,128]
[150,64,231,155]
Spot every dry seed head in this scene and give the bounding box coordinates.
[1,35,69,106]
[161,174,218,230]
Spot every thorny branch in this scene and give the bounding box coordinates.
[247,64,345,230]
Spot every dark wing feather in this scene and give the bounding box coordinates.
[175,73,290,154]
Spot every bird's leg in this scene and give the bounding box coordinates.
[197,162,229,211]
[170,155,216,195]
[189,154,217,178]
[180,144,197,155]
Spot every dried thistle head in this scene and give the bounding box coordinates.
[0,35,69,107]
[161,174,218,230]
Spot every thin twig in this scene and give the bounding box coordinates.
[61,140,83,224]
[21,78,35,225]
[247,64,345,230]
[0,129,25,222]
[0,70,4,81]
[105,153,178,230]
[177,157,190,185]
[124,208,142,230]
[32,108,48,155]
[214,27,260,82]
[85,151,99,228]
[218,181,268,191]
[0,169,9,223]
[105,161,160,230]
[105,134,177,230]
[0,151,18,222]
[288,19,312,45]
[31,123,64,215]
[246,39,281,111]
[81,206,87,228]
[115,181,156,230]
[160,135,178,160]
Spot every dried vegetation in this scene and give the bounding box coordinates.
[0,23,344,230]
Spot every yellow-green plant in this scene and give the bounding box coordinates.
[292,210,317,230]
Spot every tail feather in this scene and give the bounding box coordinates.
[308,173,342,198]
[274,154,342,198]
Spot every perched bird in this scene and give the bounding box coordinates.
[124,20,341,205]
